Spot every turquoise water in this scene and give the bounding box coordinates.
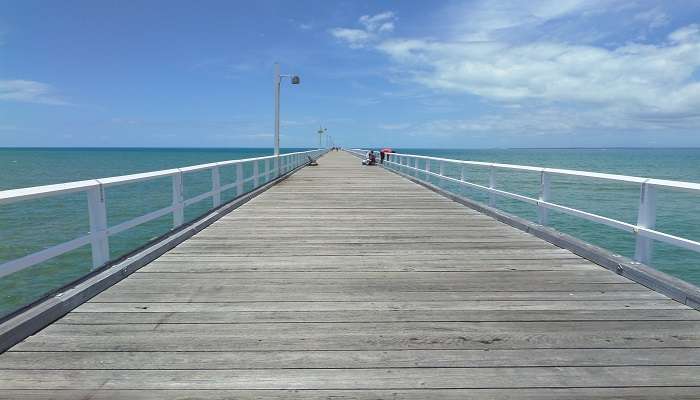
[1,147,700,319]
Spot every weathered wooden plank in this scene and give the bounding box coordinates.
[15,322,700,351]
[4,348,700,369]
[76,300,683,313]
[35,320,700,336]
[57,309,700,324]
[3,388,699,400]
[137,262,601,273]
[156,251,583,260]
[0,367,699,389]
[88,289,656,302]
[102,282,640,294]
[111,272,631,286]
[125,270,622,280]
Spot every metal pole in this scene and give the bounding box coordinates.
[317,127,325,149]
[274,63,281,157]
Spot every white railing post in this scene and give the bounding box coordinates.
[460,165,466,181]
[489,166,496,207]
[87,184,109,269]
[439,161,444,177]
[211,166,221,207]
[538,171,551,225]
[253,161,259,187]
[425,159,430,180]
[634,181,657,264]
[265,159,270,182]
[172,171,184,227]
[236,163,243,196]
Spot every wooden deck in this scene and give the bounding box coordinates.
[1,151,700,399]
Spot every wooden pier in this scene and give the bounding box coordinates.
[1,151,700,399]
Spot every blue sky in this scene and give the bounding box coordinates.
[1,0,700,148]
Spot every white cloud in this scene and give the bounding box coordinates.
[669,24,700,43]
[633,7,670,30]
[379,122,411,130]
[396,106,688,138]
[330,11,396,48]
[329,28,374,48]
[359,12,395,33]
[377,26,700,124]
[333,3,700,134]
[0,80,69,105]
[377,21,394,33]
[445,0,611,41]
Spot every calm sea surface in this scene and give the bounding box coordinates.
[1,147,700,318]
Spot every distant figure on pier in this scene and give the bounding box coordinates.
[380,147,393,164]
[362,150,377,166]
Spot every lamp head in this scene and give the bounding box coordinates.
[291,76,300,84]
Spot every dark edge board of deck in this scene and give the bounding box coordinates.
[367,154,700,310]
[0,159,316,353]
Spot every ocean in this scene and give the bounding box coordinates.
[1,147,699,319]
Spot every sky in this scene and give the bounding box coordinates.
[1,0,700,148]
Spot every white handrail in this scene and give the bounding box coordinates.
[0,149,327,278]
[348,149,700,267]
[390,152,700,192]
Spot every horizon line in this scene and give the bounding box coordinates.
[2,146,700,150]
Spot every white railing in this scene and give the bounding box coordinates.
[0,149,326,279]
[348,149,700,267]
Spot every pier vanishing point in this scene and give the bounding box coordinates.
[1,149,700,399]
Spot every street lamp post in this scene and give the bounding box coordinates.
[317,126,327,149]
[274,62,300,157]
